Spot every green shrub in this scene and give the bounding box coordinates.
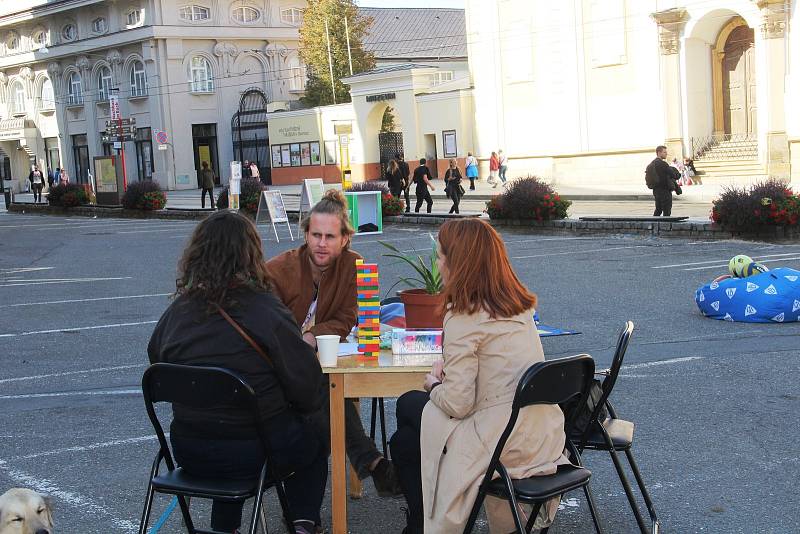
[485,176,571,220]
[48,183,89,207]
[121,180,166,210]
[711,178,800,229]
[217,177,267,214]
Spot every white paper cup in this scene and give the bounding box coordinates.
[316,335,340,367]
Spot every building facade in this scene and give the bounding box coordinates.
[465,0,798,189]
[0,0,308,193]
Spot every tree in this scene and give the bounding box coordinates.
[380,106,397,132]
[299,0,375,107]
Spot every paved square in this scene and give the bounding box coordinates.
[1,212,798,533]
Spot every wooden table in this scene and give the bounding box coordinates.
[323,350,438,534]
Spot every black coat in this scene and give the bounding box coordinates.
[147,287,323,438]
[648,158,674,191]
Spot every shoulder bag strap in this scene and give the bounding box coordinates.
[215,303,274,368]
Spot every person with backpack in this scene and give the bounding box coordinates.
[645,145,678,216]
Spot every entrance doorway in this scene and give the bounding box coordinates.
[231,88,270,185]
[378,132,403,180]
[192,123,219,187]
[721,25,756,135]
[423,133,438,178]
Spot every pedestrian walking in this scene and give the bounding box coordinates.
[488,151,500,187]
[28,165,44,203]
[498,150,508,186]
[199,161,216,209]
[444,159,464,214]
[465,152,478,190]
[396,153,411,212]
[46,167,55,189]
[645,145,678,216]
[387,159,404,199]
[53,167,61,188]
[413,158,435,213]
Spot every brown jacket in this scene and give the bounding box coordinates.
[422,309,568,533]
[265,244,361,340]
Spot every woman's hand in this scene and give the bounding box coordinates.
[432,359,445,381]
[423,373,441,393]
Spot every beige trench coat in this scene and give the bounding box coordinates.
[421,310,568,533]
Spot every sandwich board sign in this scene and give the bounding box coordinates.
[256,190,294,242]
[298,178,325,230]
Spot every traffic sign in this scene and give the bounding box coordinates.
[102,135,133,143]
[109,95,121,120]
[155,131,168,144]
[105,118,136,127]
[106,126,136,135]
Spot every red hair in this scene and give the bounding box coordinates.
[438,219,537,318]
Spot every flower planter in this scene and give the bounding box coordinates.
[399,288,445,328]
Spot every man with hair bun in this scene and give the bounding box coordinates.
[266,189,400,497]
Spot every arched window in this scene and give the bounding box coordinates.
[180,5,211,21]
[40,79,55,109]
[32,30,47,48]
[97,66,113,101]
[91,17,107,34]
[189,56,214,93]
[130,60,148,97]
[232,6,259,23]
[10,80,26,115]
[61,24,76,42]
[67,72,83,105]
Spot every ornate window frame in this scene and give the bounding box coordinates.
[280,7,303,26]
[188,55,215,93]
[231,4,261,25]
[61,23,77,43]
[9,79,26,116]
[126,8,144,28]
[66,70,83,106]
[91,17,108,35]
[129,59,148,97]
[179,5,212,23]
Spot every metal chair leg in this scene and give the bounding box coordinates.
[137,484,156,534]
[583,483,604,534]
[378,398,388,457]
[274,482,294,533]
[624,449,660,532]
[175,495,195,533]
[607,447,648,533]
[259,499,269,534]
[524,501,542,534]
[369,397,378,441]
[462,488,486,534]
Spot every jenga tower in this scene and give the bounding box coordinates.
[355,259,380,358]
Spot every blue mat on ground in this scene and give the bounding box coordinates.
[695,267,800,323]
[379,302,579,337]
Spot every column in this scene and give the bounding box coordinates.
[651,8,689,160]
[755,0,789,179]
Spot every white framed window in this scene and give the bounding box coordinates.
[10,81,26,115]
[189,56,214,93]
[61,24,76,42]
[179,5,211,21]
[280,7,303,25]
[127,9,143,27]
[232,6,259,24]
[130,60,148,97]
[92,17,107,34]
[40,79,55,109]
[431,71,454,85]
[32,30,47,48]
[97,66,113,101]
[68,72,83,105]
[289,59,305,91]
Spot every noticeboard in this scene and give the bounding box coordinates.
[256,190,293,242]
[93,156,124,205]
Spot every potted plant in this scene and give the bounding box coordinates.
[380,236,445,328]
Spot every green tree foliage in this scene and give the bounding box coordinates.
[380,106,397,132]
[300,0,375,107]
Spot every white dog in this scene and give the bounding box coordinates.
[0,489,53,534]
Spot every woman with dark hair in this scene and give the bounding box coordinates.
[148,210,327,534]
[443,158,463,214]
[390,219,568,533]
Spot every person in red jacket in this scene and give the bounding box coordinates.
[489,151,500,187]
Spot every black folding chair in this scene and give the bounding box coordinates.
[139,363,294,534]
[571,322,660,534]
[463,354,604,534]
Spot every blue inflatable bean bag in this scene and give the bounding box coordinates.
[695,267,800,322]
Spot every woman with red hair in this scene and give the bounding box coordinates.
[390,219,568,533]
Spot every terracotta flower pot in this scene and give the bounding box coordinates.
[399,288,445,329]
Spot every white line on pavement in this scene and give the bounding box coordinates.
[622,356,704,370]
[512,244,651,259]
[0,320,157,338]
[652,252,800,269]
[0,293,171,308]
[0,460,138,532]
[0,276,132,288]
[0,364,144,384]
[0,267,54,274]
[10,435,159,461]
[0,388,140,400]
[681,256,800,271]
